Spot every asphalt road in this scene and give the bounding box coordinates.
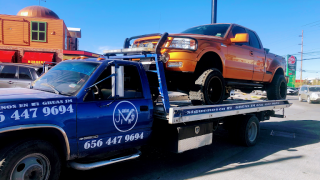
[61,95,320,180]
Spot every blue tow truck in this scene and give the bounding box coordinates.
[0,34,291,180]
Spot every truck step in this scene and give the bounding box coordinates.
[69,150,141,170]
[226,81,264,87]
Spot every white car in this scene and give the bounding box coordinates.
[299,85,320,103]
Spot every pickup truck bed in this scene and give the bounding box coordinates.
[154,99,291,124]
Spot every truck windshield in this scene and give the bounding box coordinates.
[309,87,320,92]
[32,61,99,95]
[181,24,230,37]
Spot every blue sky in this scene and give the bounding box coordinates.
[1,0,320,79]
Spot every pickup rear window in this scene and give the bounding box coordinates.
[181,24,230,38]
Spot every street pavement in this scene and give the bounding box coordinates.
[61,95,320,180]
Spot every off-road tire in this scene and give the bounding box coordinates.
[267,74,287,100]
[189,68,225,105]
[0,140,61,180]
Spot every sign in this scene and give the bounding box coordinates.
[22,52,54,64]
[286,55,297,87]
[113,101,138,132]
[288,55,296,72]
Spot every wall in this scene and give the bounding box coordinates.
[0,14,64,49]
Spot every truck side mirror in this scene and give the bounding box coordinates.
[230,33,249,43]
[112,65,124,97]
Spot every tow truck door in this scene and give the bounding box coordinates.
[76,64,153,156]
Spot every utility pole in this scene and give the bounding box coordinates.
[37,0,46,6]
[300,30,303,85]
[211,0,217,24]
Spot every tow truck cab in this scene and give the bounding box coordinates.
[0,59,154,161]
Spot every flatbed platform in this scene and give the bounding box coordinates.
[154,99,291,124]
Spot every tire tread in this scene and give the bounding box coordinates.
[189,68,225,105]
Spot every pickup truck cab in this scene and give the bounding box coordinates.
[0,57,290,180]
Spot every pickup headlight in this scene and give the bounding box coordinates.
[168,38,197,50]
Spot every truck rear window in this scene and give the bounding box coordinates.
[181,24,230,38]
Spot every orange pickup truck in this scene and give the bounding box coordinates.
[107,23,287,105]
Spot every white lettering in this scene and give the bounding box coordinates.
[19,103,28,108]
[65,99,73,103]
[31,102,40,107]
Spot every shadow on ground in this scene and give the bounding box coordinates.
[60,120,320,180]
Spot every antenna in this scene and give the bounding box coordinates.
[37,0,46,6]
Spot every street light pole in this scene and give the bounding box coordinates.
[211,0,217,24]
[300,30,303,85]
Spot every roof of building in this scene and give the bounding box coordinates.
[67,27,81,38]
[17,5,59,19]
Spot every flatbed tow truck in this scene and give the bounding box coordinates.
[0,33,291,180]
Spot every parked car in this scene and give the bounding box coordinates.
[0,63,44,88]
[287,87,298,95]
[298,85,320,103]
[116,23,287,105]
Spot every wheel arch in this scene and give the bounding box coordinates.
[195,50,225,77]
[0,124,70,160]
[271,67,285,82]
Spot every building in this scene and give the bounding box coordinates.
[0,6,99,64]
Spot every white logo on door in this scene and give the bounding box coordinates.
[113,101,138,132]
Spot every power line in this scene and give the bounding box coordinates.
[297,57,320,61]
[267,28,320,47]
[282,51,320,56]
[284,48,320,56]
[301,20,320,27]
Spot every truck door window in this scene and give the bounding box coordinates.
[123,65,143,98]
[247,30,261,49]
[0,66,17,79]
[19,67,32,80]
[92,65,143,101]
[231,26,249,46]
